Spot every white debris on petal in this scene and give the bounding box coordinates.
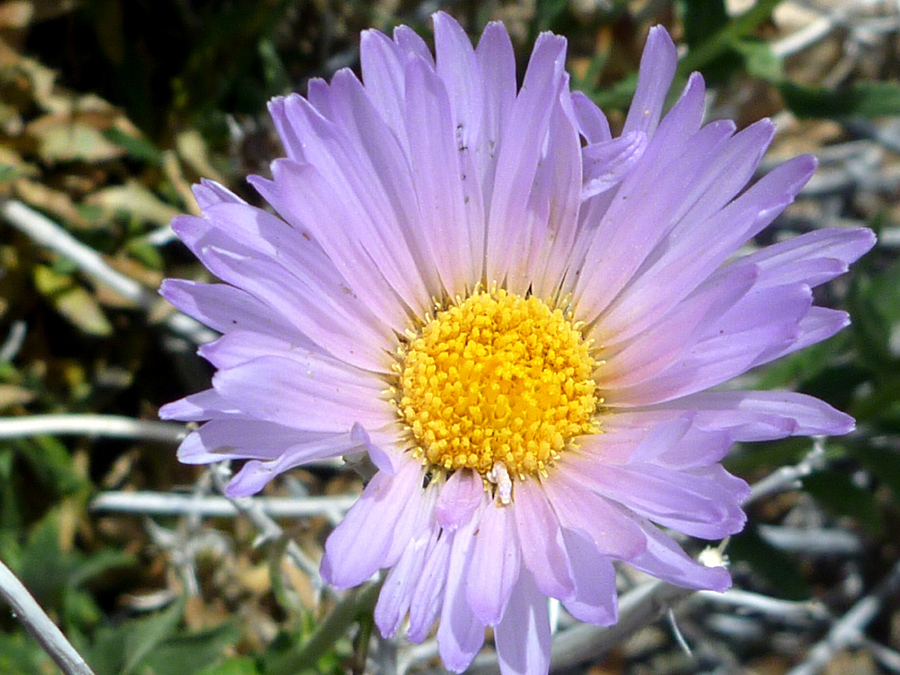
[486,462,513,505]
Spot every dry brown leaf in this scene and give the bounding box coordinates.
[86,181,181,227]
[33,264,114,337]
[13,178,93,228]
[0,383,35,409]
[176,129,227,185]
[27,114,125,162]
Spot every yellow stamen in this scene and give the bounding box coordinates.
[397,289,598,481]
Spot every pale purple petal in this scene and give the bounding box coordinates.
[435,469,484,531]
[589,154,818,337]
[322,461,427,588]
[756,307,849,365]
[628,522,732,591]
[466,501,522,625]
[405,55,482,293]
[509,94,583,297]
[226,430,364,497]
[198,331,297,369]
[544,466,647,560]
[494,570,551,675]
[732,227,876,289]
[571,90,611,143]
[159,388,238,421]
[473,21,516,209]
[574,118,737,322]
[513,478,575,600]
[375,524,438,638]
[576,412,735,470]
[561,530,618,624]
[394,24,433,63]
[177,419,333,464]
[359,28,409,148]
[660,390,855,441]
[566,457,749,539]
[598,264,757,387]
[268,96,306,161]
[160,279,300,341]
[192,179,245,209]
[251,91,435,321]
[408,528,452,642]
[622,26,677,137]
[485,32,567,283]
[438,509,487,672]
[212,353,391,432]
[581,131,647,200]
[608,284,814,405]
[434,11,483,154]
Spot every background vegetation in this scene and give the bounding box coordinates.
[1,0,899,673]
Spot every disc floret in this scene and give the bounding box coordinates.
[397,289,599,481]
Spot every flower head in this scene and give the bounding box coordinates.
[161,14,875,675]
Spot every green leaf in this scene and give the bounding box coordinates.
[847,443,900,505]
[733,38,783,82]
[69,548,135,588]
[141,623,242,675]
[102,127,163,164]
[121,599,185,675]
[781,81,900,119]
[0,631,54,675]
[679,0,729,46]
[0,163,26,184]
[195,658,260,675]
[728,527,809,600]
[803,470,884,536]
[15,435,86,496]
[847,258,900,372]
[0,448,24,541]
[677,0,781,75]
[17,510,69,608]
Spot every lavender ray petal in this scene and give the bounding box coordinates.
[494,570,551,675]
[560,530,618,625]
[513,478,576,600]
[321,461,426,588]
[466,501,522,625]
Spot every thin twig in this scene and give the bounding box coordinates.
[0,198,216,345]
[786,559,900,675]
[743,439,827,506]
[91,490,357,519]
[209,466,336,600]
[0,414,186,443]
[757,525,862,555]
[770,0,891,57]
[0,557,96,675]
[0,320,27,362]
[695,589,828,621]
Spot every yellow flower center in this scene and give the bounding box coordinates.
[397,289,599,479]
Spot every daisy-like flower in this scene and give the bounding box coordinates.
[160,13,875,675]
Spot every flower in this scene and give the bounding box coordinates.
[160,13,875,675]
